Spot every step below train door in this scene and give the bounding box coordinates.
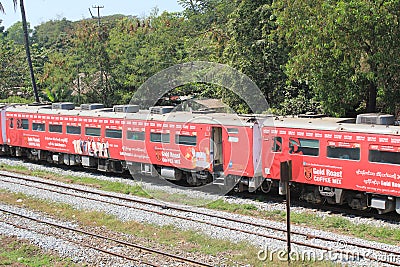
[210,126,223,172]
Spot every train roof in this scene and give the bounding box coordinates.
[267,115,400,135]
[5,104,264,127]
[7,104,398,134]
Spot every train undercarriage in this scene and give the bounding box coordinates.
[2,144,400,215]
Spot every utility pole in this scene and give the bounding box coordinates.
[89,5,104,27]
[280,160,292,263]
[20,0,40,103]
[88,5,107,104]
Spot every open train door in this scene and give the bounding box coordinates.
[210,127,223,172]
[0,106,6,145]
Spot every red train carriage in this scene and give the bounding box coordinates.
[4,103,263,189]
[5,103,124,167]
[122,111,264,188]
[262,114,400,214]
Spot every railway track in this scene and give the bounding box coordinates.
[236,189,400,222]
[5,157,400,221]
[0,207,213,267]
[1,171,400,266]
[18,157,400,222]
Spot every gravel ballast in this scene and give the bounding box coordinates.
[0,157,400,266]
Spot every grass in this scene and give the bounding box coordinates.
[0,190,264,266]
[203,199,400,245]
[206,198,258,213]
[1,163,150,198]
[0,190,338,266]
[1,162,400,246]
[143,187,213,206]
[269,211,400,246]
[64,175,149,197]
[0,235,77,266]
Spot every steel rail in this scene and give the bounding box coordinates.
[1,172,399,266]
[0,208,213,267]
[0,214,158,266]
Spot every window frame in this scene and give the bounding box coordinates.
[272,136,282,153]
[175,134,197,146]
[49,124,63,133]
[32,122,45,132]
[327,145,360,161]
[289,137,320,156]
[9,118,14,129]
[369,146,400,165]
[66,125,81,135]
[105,129,122,139]
[228,136,239,143]
[150,132,170,143]
[126,130,145,141]
[17,119,29,130]
[85,127,101,137]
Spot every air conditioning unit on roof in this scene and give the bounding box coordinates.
[356,113,395,125]
[52,102,75,110]
[113,105,139,113]
[80,103,104,110]
[149,106,174,114]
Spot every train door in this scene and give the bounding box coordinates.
[0,107,6,144]
[210,127,223,172]
[253,123,262,177]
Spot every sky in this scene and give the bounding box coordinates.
[0,0,183,29]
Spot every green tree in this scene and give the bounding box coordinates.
[0,34,29,98]
[222,0,287,113]
[5,21,31,44]
[40,51,76,102]
[32,18,74,51]
[107,12,189,104]
[69,20,115,105]
[179,0,236,61]
[0,19,4,35]
[275,0,400,116]
[0,0,40,102]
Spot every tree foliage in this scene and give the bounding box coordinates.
[223,0,287,113]
[32,18,74,51]
[275,0,400,116]
[4,21,31,45]
[1,0,400,117]
[0,34,29,97]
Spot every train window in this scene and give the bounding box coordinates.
[176,135,197,146]
[289,138,319,156]
[272,137,282,152]
[106,129,122,139]
[9,118,14,128]
[67,126,81,135]
[126,131,145,141]
[227,128,239,134]
[228,136,239,143]
[49,124,62,133]
[150,133,170,143]
[369,150,400,165]
[17,119,29,130]
[32,123,45,132]
[327,146,360,160]
[22,119,29,130]
[85,127,101,137]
